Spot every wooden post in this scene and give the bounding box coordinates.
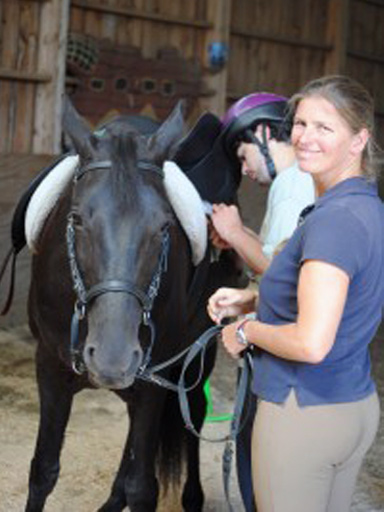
[33,0,70,154]
[325,0,350,74]
[199,0,232,117]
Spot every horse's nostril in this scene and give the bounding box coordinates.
[127,348,143,374]
[134,348,142,366]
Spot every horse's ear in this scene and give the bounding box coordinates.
[147,100,186,163]
[62,95,97,158]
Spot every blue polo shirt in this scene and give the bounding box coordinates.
[253,177,384,406]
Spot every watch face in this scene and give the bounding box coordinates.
[236,326,248,346]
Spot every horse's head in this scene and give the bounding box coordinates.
[63,97,185,389]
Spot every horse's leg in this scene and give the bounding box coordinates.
[97,405,131,512]
[25,345,74,512]
[181,381,206,512]
[99,385,166,512]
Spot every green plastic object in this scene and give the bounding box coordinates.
[203,379,233,423]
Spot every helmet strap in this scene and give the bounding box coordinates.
[245,126,277,181]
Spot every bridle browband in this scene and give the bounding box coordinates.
[66,158,169,374]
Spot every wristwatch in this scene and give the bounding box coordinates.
[236,319,250,347]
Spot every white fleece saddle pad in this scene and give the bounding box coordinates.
[25,155,80,253]
[25,157,207,265]
[163,161,207,264]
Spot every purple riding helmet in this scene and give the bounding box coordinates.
[221,92,289,181]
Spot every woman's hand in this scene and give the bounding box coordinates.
[207,287,257,324]
[220,320,250,358]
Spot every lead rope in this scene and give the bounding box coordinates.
[222,350,253,511]
[139,323,253,510]
[177,325,254,512]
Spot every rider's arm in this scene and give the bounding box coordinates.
[210,204,270,274]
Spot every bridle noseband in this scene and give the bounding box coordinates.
[66,159,169,374]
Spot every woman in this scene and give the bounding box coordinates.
[207,75,384,512]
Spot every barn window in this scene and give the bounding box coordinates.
[115,78,128,91]
[161,80,175,96]
[141,78,157,94]
[90,78,105,91]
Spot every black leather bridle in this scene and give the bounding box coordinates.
[66,159,170,374]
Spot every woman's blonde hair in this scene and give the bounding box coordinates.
[289,75,382,180]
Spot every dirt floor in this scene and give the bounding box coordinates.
[1,325,384,511]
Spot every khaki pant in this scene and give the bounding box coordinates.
[252,390,380,512]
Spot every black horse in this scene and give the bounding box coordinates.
[24,98,242,511]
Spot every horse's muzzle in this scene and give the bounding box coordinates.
[83,341,143,390]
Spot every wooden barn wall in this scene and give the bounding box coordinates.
[227,0,330,101]
[1,0,384,151]
[70,0,209,51]
[0,0,38,154]
[0,0,69,155]
[68,0,214,125]
[227,0,384,147]
[347,0,384,148]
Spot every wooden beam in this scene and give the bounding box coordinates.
[71,0,212,29]
[348,50,384,65]
[354,0,384,7]
[0,68,51,83]
[230,28,332,52]
[198,0,232,117]
[33,0,70,154]
[325,0,350,74]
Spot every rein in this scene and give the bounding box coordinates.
[139,324,254,512]
[66,159,169,374]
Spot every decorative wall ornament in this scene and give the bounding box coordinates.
[66,33,212,126]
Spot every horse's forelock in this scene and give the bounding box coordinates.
[109,133,141,202]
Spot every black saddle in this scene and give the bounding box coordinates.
[173,112,241,204]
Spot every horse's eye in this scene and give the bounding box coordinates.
[72,213,83,227]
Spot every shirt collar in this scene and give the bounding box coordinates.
[316,176,378,207]
[297,177,378,227]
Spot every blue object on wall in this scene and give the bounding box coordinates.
[208,42,229,72]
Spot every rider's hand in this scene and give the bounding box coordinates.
[210,204,244,247]
[208,220,232,250]
[207,287,257,324]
